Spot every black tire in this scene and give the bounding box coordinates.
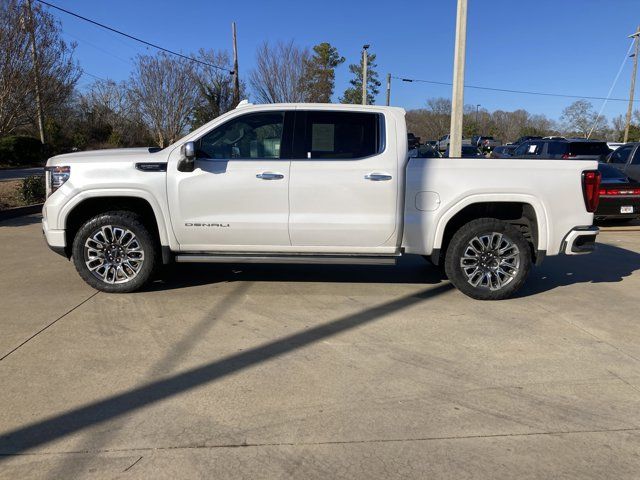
[444,218,531,300]
[72,211,158,293]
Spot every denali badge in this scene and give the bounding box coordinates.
[185,223,230,227]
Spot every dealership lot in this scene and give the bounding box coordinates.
[1,215,640,479]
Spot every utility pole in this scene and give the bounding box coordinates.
[386,73,391,106]
[25,0,46,145]
[624,26,640,143]
[449,0,468,158]
[475,104,480,134]
[231,21,240,107]
[362,44,370,105]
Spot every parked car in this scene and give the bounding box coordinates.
[409,144,441,158]
[407,133,420,150]
[472,136,501,152]
[42,102,600,300]
[512,139,611,161]
[507,136,542,146]
[607,142,625,151]
[443,145,485,158]
[604,142,640,182]
[594,163,640,221]
[436,134,471,152]
[436,134,451,152]
[490,145,516,158]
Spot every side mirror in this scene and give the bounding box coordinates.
[178,141,196,172]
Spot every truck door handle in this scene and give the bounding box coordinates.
[365,173,392,181]
[256,172,284,180]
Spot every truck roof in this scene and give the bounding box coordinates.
[234,100,406,115]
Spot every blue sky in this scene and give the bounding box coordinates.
[49,0,639,121]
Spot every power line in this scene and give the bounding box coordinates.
[36,0,233,73]
[392,76,639,103]
[80,70,108,82]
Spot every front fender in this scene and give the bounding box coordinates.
[56,188,176,248]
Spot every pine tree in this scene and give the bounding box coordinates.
[340,51,381,104]
[302,42,345,103]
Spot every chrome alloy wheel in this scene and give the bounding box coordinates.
[84,225,145,284]
[460,232,520,291]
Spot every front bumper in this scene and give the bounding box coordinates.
[42,215,67,258]
[561,226,599,255]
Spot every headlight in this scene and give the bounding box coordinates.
[45,166,70,197]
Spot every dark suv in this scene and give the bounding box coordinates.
[605,142,640,182]
[512,139,611,161]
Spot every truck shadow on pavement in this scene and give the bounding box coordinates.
[0,283,453,457]
[518,243,640,297]
[148,254,446,291]
[148,243,640,298]
[0,214,41,227]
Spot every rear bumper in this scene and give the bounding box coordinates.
[561,226,599,255]
[594,197,640,220]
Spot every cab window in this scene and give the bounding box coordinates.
[198,112,285,159]
[300,111,382,159]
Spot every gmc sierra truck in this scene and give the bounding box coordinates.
[42,102,601,300]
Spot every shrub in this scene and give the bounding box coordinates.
[0,136,44,167]
[20,175,46,204]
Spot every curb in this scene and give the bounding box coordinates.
[0,204,43,221]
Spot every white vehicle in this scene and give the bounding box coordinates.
[435,134,471,152]
[42,103,601,300]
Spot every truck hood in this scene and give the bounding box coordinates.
[47,147,162,166]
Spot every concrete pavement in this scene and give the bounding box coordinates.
[1,215,640,479]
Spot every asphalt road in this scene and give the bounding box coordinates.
[1,215,640,479]
[0,168,44,182]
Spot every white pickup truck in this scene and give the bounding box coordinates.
[42,102,601,300]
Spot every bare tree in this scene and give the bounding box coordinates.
[406,98,558,144]
[191,49,245,128]
[249,40,309,103]
[128,53,198,147]
[0,0,79,136]
[560,100,598,138]
[77,79,150,148]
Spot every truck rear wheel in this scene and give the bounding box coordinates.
[72,211,157,293]
[444,218,531,300]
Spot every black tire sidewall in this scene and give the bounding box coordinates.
[72,211,157,293]
[444,219,531,300]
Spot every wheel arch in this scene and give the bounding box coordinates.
[432,196,548,265]
[59,190,171,258]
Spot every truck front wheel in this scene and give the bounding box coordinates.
[444,218,531,300]
[72,211,157,293]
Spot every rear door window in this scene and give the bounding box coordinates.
[626,146,639,164]
[299,111,382,159]
[570,142,610,156]
[546,142,569,156]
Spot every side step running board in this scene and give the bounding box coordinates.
[175,254,399,265]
